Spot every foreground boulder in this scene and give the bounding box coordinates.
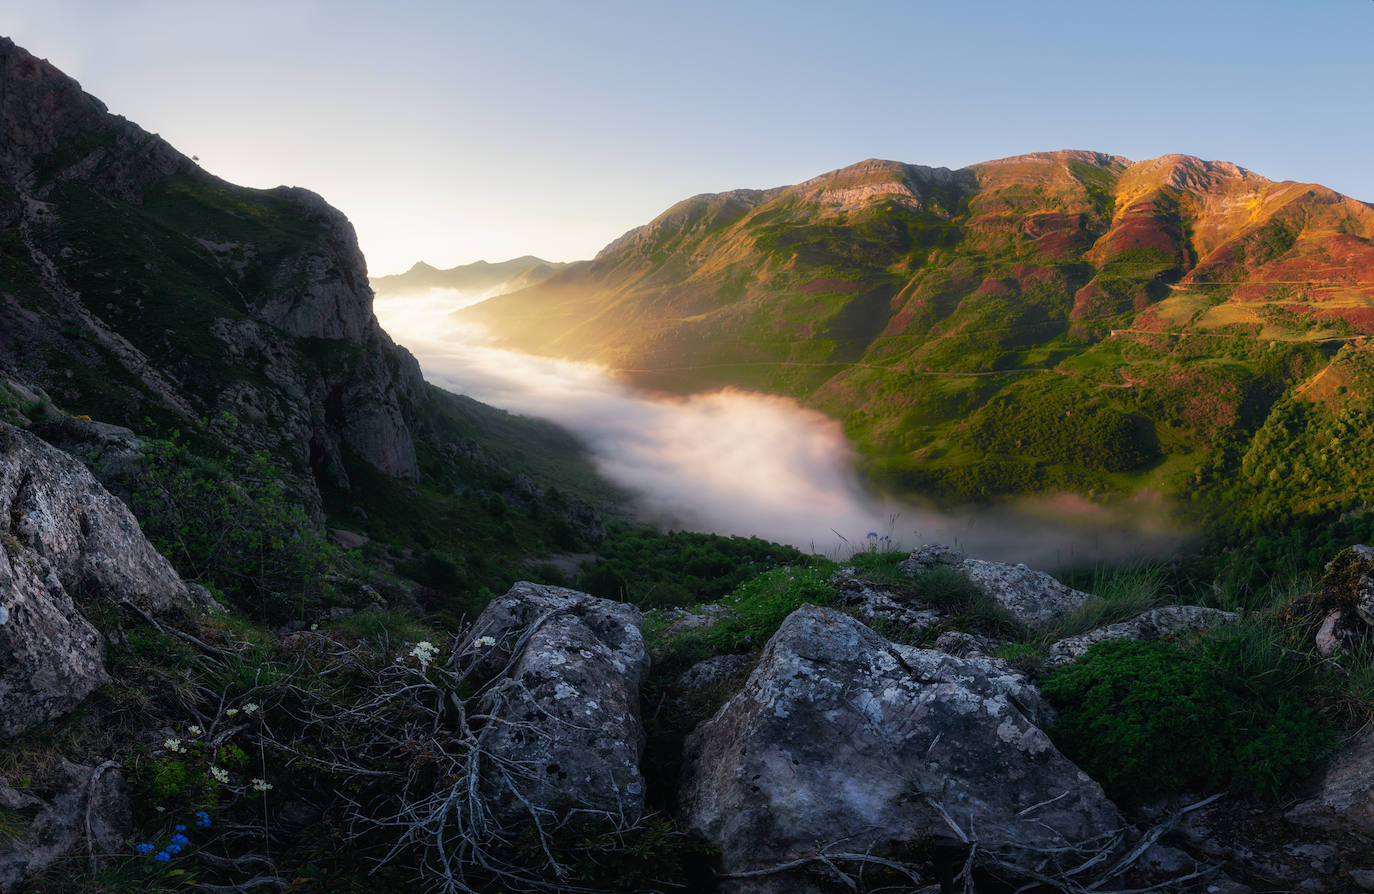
[0,423,187,739]
[1,424,185,612]
[1046,605,1240,668]
[680,605,1124,892]
[900,544,1090,628]
[1286,725,1374,835]
[462,582,651,826]
[0,759,131,894]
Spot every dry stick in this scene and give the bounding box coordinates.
[84,759,119,875]
[121,598,230,657]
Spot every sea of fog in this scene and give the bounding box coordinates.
[373,288,1188,569]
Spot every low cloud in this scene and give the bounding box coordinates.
[376,290,1189,569]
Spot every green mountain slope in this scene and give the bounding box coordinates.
[462,152,1374,545]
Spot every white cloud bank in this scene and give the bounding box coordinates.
[376,289,1188,569]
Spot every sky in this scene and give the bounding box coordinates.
[4,1,1372,276]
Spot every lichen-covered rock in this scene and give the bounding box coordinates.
[1046,605,1240,668]
[679,605,1123,892]
[462,582,650,825]
[1,423,184,612]
[0,759,131,894]
[897,543,966,576]
[899,544,1090,629]
[833,569,941,632]
[960,558,1090,628]
[1,423,190,739]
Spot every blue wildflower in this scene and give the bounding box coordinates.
[170,833,189,846]
[174,824,186,831]
[166,843,181,855]
[154,852,170,862]
[867,532,878,538]
[194,811,211,828]
[136,843,154,854]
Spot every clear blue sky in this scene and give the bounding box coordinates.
[4,0,1371,275]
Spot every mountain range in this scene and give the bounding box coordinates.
[370,255,566,297]
[462,152,1374,550]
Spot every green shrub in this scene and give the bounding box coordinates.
[706,563,839,652]
[130,415,338,622]
[1042,629,1331,804]
[575,525,806,609]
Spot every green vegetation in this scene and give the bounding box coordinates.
[574,524,807,608]
[1042,628,1332,804]
[130,416,339,623]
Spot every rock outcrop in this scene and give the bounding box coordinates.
[1287,725,1374,835]
[1045,605,1240,668]
[0,423,187,739]
[900,544,1091,628]
[679,605,1124,892]
[0,36,424,500]
[462,583,651,825]
[0,759,131,894]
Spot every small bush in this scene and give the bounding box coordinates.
[1042,628,1331,804]
[706,563,839,653]
[130,415,338,623]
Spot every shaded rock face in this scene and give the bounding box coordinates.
[0,423,186,739]
[1045,605,1240,669]
[0,759,131,894]
[900,544,1090,628]
[679,605,1122,892]
[462,583,651,825]
[1,424,184,611]
[0,37,422,492]
[1287,725,1374,835]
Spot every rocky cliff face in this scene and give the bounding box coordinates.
[0,37,421,497]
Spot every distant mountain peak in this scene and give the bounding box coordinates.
[371,254,568,296]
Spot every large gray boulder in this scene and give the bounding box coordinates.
[900,544,1090,629]
[679,605,1124,892]
[1046,605,1240,669]
[0,759,131,893]
[1,423,187,739]
[462,582,651,826]
[1,423,184,612]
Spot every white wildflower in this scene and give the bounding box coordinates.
[209,766,230,784]
[225,708,239,717]
[163,738,185,754]
[474,635,496,648]
[187,725,202,736]
[409,640,438,669]
[251,777,273,792]
[243,703,259,715]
